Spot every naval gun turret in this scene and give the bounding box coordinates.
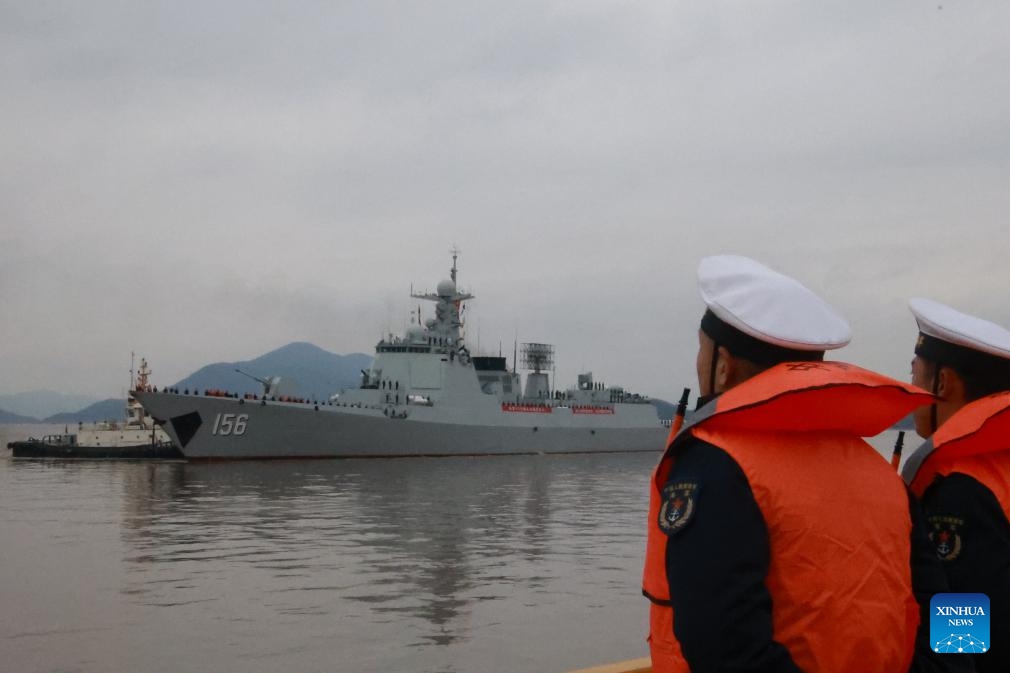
[234,369,290,398]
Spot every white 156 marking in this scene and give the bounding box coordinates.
[212,413,248,436]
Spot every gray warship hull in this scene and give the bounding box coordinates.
[133,391,667,459]
[134,253,669,460]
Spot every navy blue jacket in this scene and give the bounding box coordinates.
[662,436,971,673]
[919,473,1010,673]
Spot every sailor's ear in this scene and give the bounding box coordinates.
[937,366,967,405]
[715,346,734,393]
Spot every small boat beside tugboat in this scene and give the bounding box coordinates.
[7,358,183,460]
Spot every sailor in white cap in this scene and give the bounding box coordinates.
[905,297,1010,439]
[902,298,1010,673]
[693,255,851,406]
[642,256,960,673]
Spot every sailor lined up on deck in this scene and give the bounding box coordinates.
[900,298,1010,673]
[642,255,967,673]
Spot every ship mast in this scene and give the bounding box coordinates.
[136,358,152,392]
[409,248,474,346]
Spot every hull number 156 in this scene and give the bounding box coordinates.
[212,413,248,436]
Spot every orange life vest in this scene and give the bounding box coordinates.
[643,362,931,673]
[907,392,1010,521]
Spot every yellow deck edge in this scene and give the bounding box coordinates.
[564,656,652,673]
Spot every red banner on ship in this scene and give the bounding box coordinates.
[571,406,615,415]
[501,403,553,414]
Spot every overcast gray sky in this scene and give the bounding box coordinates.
[3,1,1009,402]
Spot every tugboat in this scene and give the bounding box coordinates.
[8,358,183,460]
[133,251,668,459]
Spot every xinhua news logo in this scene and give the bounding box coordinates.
[930,593,990,655]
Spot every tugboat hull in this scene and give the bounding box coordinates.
[8,439,183,460]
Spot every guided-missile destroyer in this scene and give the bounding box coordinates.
[133,252,667,459]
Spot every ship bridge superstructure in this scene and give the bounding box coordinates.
[350,249,482,406]
[373,249,473,356]
[338,250,655,416]
[407,247,473,346]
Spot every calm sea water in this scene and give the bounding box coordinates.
[1,424,660,673]
[1,424,907,673]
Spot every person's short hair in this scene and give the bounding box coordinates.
[915,332,1010,401]
[919,356,1010,402]
[701,309,825,365]
[953,363,1010,401]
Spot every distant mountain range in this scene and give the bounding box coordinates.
[46,399,131,424]
[0,343,374,422]
[171,342,372,401]
[0,408,40,423]
[0,390,102,420]
[18,343,922,427]
[651,398,676,421]
[894,413,916,431]
[0,398,133,425]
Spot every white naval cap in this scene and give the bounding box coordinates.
[910,297,1010,368]
[698,255,851,362]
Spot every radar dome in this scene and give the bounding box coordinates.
[406,325,427,343]
[436,279,456,297]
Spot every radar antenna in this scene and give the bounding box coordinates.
[520,343,555,374]
[450,245,460,284]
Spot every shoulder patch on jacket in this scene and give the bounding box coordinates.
[658,481,700,535]
[927,514,965,562]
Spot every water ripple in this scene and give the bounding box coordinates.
[2,444,657,673]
